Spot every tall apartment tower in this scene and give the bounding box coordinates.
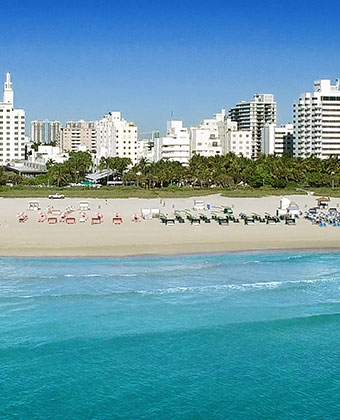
[154,120,191,164]
[262,123,294,156]
[229,94,277,158]
[96,112,138,164]
[190,109,226,157]
[0,73,26,163]
[293,79,340,158]
[31,120,61,145]
[61,121,97,153]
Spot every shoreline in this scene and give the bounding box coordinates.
[1,245,340,259]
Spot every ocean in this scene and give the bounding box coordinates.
[0,251,340,419]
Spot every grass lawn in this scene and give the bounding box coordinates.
[1,185,339,199]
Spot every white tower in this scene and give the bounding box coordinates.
[3,72,14,105]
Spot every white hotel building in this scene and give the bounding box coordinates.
[191,109,227,157]
[0,73,26,164]
[293,79,340,158]
[154,121,191,164]
[262,123,295,156]
[153,110,253,163]
[96,111,138,164]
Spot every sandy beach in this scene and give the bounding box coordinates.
[1,194,340,257]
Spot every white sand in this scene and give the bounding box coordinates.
[0,194,340,257]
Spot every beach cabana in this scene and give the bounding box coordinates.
[151,208,160,218]
[193,200,205,211]
[316,197,330,209]
[79,201,90,211]
[141,208,152,220]
[276,197,291,216]
[28,201,40,211]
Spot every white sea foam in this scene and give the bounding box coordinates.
[136,276,339,296]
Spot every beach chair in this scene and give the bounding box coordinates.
[160,213,175,225]
[223,207,233,216]
[244,217,255,225]
[48,217,58,224]
[199,214,211,223]
[79,213,88,223]
[112,213,123,225]
[174,211,185,223]
[218,217,229,226]
[66,217,76,224]
[91,217,101,225]
[17,212,28,223]
[38,213,46,223]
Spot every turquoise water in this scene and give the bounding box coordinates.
[1,252,340,419]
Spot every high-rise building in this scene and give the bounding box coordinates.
[61,121,97,153]
[0,73,26,164]
[262,123,294,156]
[226,129,253,158]
[96,112,138,164]
[229,94,277,158]
[154,121,191,164]
[30,120,61,145]
[190,109,227,157]
[293,79,340,158]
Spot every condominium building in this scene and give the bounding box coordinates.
[30,120,61,145]
[154,120,191,164]
[293,79,340,158]
[262,123,294,156]
[227,129,253,158]
[191,109,227,157]
[61,121,97,153]
[0,73,26,164]
[136,131,159,163]
[96,111,138,164]
[229,94,277,158]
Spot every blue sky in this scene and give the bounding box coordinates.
[2,0,340,134]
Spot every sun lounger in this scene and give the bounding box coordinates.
[66,217,76,224]
[160,214,175,225]
[131,214,142,222]
[48,217,58,224]
[38,213,46,223]
[113,213,123,224]
[174,211,185,223]
[199,214,211,223]
[91,217,102,225]
[223,207,233,216]
[244,217,255,225]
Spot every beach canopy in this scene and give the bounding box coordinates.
[316,197,330,203]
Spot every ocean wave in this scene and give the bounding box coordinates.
[0,274,339,301]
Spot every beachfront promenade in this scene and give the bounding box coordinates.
[1,194,340,257]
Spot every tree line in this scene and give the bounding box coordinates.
[1,152,340,189]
